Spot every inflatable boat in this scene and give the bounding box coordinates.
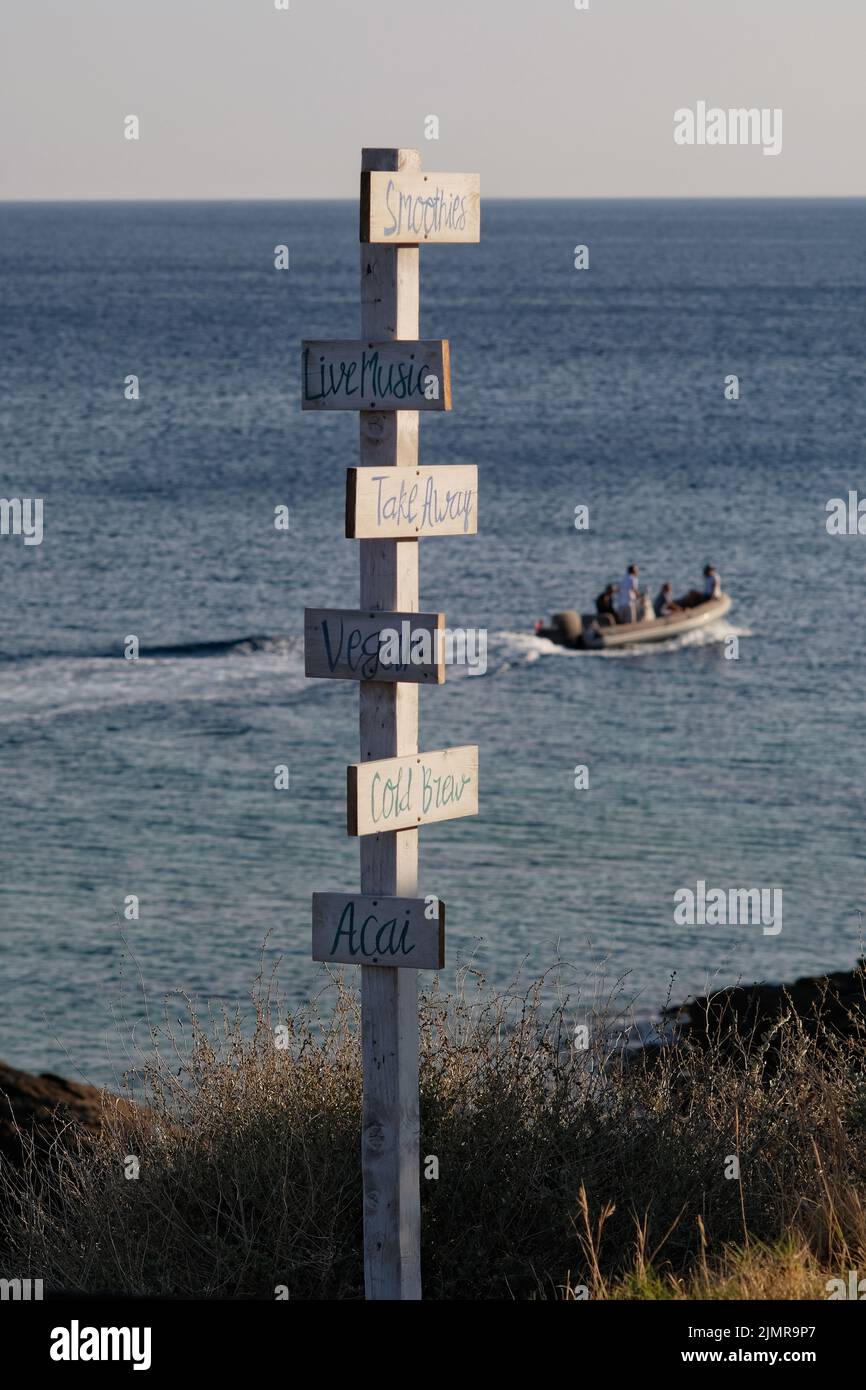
[536,593,732,651]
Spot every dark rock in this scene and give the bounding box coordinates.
[664,960,866,1058]
[0,1060,145,1167]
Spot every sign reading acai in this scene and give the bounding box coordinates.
[312,892,445,969]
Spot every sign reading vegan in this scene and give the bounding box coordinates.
[361,171,480,244]
[305,608,445,684]
[301,340,451,411]
[346,465,477,539]
[348,744,478,837]
[312,892,445,969]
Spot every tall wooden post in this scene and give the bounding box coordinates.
[358,147,422,1301]
[303,148,480,1301]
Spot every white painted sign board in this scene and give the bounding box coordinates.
[348,744,479,837]
[360,171,481,244]
[346,466,478,539]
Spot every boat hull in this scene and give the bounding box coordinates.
[589,594,732,648]
[539,595,732,650]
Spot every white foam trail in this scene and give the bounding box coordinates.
[0,646,309,726]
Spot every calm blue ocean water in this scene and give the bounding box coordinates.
[1,199,865,1084]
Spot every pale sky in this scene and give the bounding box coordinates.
[1,0,863,199]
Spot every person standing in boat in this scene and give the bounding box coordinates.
[703,564,721,600]
[618,564,640,624]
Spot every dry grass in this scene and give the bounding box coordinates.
[2,966,866,1300]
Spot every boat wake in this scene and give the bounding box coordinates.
[0,634,301,664]
[0,635,307,726]
[498,619,752,665]
[136,635,298,660]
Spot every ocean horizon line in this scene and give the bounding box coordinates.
[2,193,865,205]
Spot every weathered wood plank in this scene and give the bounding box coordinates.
[348,745,479,837]
[312,892,444,969]
[361,170,481,244]
[346,465,478,539]
[304,607,445,684]
[301,340,451,411]
[358,146,422,1304]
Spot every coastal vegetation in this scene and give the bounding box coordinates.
[2,963,866,1300]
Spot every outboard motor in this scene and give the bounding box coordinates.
[552,610,583,648]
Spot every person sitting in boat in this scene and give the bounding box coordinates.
[653,582,682,618]
[617,565,640,624]
[595,583,619,625]
[683,565,722,608]
[703,564,721,600]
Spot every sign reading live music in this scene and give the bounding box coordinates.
[301,340,451,411]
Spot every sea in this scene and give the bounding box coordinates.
[1,198,865,1085]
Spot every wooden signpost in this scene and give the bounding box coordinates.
[303,148,480,1301]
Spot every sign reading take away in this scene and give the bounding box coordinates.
[360,171,481,244]
[346,465,478,539]
[301,340,451,411]
[347,744,479,836]
[312,892,445,969]
[305,608,445,684]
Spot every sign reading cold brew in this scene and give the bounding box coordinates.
[347,744,479,837]
[301,340,451,411]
